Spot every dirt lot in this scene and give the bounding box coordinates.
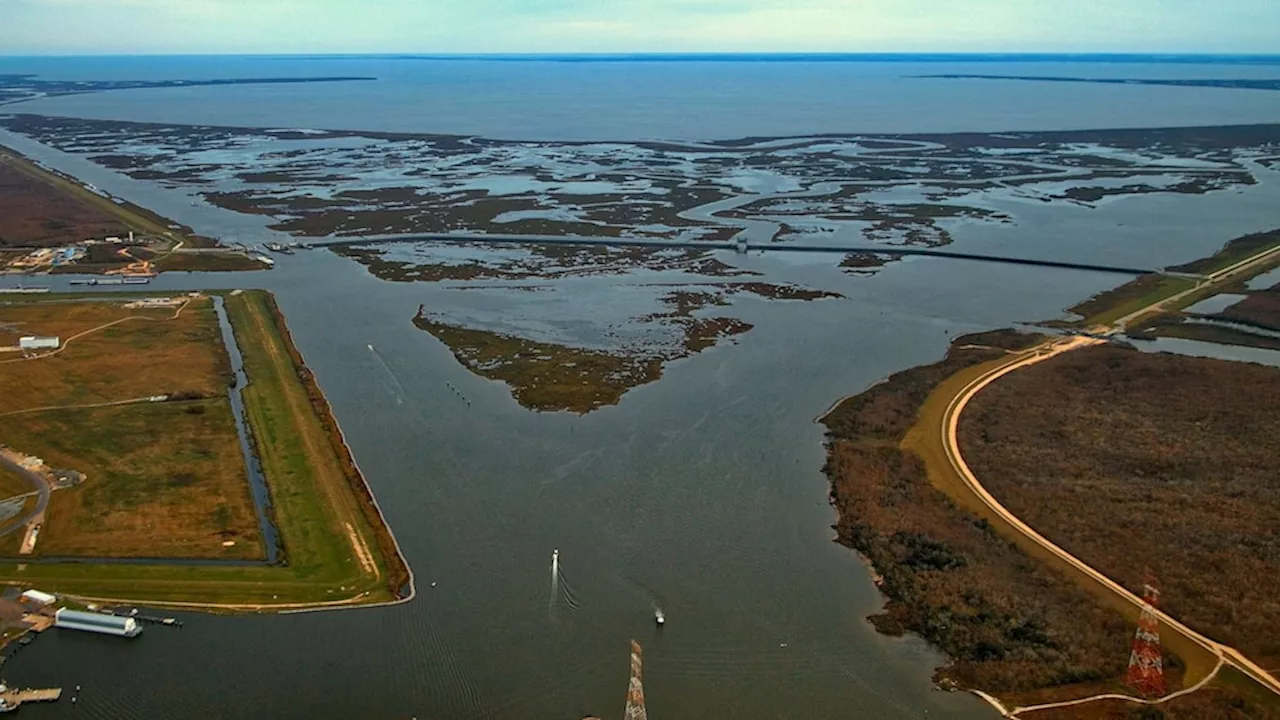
[0,297,229,410]
[0,153,130,247]
[0,401,263,559]
[0,296,260,559]
[959,344,1280,672]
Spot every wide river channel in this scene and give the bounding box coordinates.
[2,57,1280,719]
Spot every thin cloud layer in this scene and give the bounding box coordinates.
[5,0,1279,54]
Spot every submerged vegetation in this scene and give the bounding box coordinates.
[413,280,839,413]
[413,314,665,413]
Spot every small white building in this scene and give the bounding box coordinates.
[20,589,56,606]
[19,336,59,351]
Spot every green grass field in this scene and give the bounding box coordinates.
[0,290,407,609]
[1066,274,1197,327]
[155,252,266,273]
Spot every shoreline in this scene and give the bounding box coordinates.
[4,111,1280,148]
[0,141,266,274]
[819,231,1280,714]
[260,293,415,602]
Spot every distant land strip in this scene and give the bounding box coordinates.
[0,75,375,106]
[918,74,1280,91]
[270,53,1280,65]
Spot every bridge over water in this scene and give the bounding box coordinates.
[308,232,1160,276]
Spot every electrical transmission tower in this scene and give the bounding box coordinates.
[624,639,648,720]
[1126,573,1166,697]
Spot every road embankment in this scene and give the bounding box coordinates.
[820,230,1280,716]
[821,330,1140,699]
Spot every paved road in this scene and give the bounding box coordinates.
[0,454,49,539]
[1111,241,1280,331]
[939,242,1280,714]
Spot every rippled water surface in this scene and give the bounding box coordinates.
[1,56,1279,719]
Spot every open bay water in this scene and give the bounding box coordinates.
[0,56,1279,718]
[4,55,1280,140]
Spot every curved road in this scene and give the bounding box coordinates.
[0,454,49,539]
[939,241,1280,715]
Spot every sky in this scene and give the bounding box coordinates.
[3,0,1280,55]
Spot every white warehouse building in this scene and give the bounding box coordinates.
[19,336,59,351]
[20,589,56,606]
[54,608,142,638]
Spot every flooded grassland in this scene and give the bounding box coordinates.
[4,115,1277,258]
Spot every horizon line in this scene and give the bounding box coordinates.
[3,51,1280,60]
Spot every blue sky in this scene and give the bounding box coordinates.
[4,0,1279,55]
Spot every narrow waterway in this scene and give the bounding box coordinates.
[211,294,281,564]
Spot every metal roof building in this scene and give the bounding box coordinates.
[18,336,59,351]
[20,589,56,606]
[54,608,142,638]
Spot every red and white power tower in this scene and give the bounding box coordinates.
[1126,573,1166,697]
[624,639,648,720]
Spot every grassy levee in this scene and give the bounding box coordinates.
[232,290,411,599]
[1065,274,1196,328]
[0,290,409,609]
[887,233,1280,701]
[1064,231,1280,331]
[154,252,266,273]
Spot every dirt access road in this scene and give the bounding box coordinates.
[933,242,1280,715]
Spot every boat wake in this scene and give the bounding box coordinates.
[549,549,582,625]
[367,343,406,405]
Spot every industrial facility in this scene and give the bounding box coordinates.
[54,608,142,638]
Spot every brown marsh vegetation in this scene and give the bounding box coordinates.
[822,331,1144,694]
[0,152,129,247]
[960,345,1280,672]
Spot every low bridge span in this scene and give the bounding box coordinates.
[309,232,1156,276]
